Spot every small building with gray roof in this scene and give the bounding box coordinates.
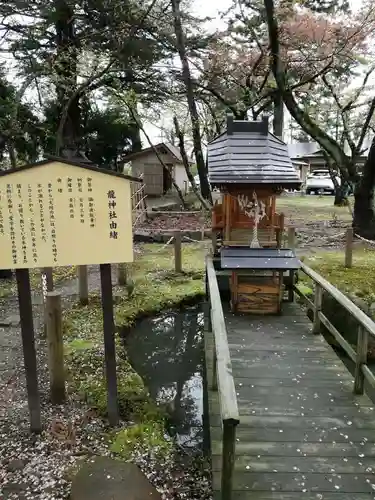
[121,142,191,196]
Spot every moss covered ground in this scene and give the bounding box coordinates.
[63,242,207,460]
[0,265,77,298]
[277,195,352,222]
[301,248,375,304]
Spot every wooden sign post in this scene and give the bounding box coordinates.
[46,291,65,404]
[100,263,119,426]
[0,158,140,431]
[16,268,41,433]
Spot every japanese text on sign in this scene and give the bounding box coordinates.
[7,184,17,265]
[107,190,118,239]
[28,184,38,264]
[0,160,133,268]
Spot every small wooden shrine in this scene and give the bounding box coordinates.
[208,114,301,315]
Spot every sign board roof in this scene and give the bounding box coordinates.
[0,159,140,269]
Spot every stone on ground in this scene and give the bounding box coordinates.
[70,456,162,500]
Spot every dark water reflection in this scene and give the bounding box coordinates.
[123,303,204,448]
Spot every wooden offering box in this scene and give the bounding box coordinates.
[220,247,300,315]
[231,271,281,314]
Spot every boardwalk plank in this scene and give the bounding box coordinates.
[211,425,375,443]
[233,376,355,387]
[212,471,375,493]
[210,440,375,457]
[211,454,375,474]
[213,492,375,500]
[206,302,375,498]
[209,414,375,430]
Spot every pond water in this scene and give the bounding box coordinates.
[123,303,205,449]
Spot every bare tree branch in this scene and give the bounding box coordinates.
[264,0,353,178]
[356,97,375,154]
[322,74,356,154]
[173,115,211,210]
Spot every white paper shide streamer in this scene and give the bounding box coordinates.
[237,191,266,248]
[41,273,48,302]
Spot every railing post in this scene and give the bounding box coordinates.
[221,420,237,500]
[287,274,295,302]
[313,284,322,334]
[77,265,89,305]
[211,231,217,254]
[46,291,66,404]
[287,227,296,249]
[174,231,182,273]
[354,325,368,395]
[117,263,127,286]
[287,227,296,301]
[345,228,353,268]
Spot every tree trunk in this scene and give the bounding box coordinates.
[54,0,80,154]
[264,0,353,179]
[130,100,142,153]
[273,91,283,138]
[334,184,348,206]
[321,151,348,206]
[171,0,212,203]
[173,116,211,211]
[353,137,375,239]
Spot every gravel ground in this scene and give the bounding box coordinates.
[0,267,112,499]
[0,265,211,500]
[137,212,210,234]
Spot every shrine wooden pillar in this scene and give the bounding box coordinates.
[224,193,231,242]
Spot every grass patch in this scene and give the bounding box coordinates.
[115,243,206,327]
[303,248,375,303]
[63,243,206,460]
[277,195,352,221]
[0,265,77,298]
[110,422,173,461]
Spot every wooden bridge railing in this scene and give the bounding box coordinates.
[294,262,375,395]
[206,256,240,500]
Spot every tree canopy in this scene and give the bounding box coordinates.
[1,0,375,232]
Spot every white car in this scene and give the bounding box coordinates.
[305,169,340,195]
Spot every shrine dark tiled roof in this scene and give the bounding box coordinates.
[207,115,301,188]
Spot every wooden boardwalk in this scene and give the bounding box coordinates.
[206,303,375,499]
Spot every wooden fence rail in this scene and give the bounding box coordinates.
[294,262,375,395]
[131,180,147,227]
[206,256,239,500]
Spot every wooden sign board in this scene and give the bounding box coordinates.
[0,159,138,269]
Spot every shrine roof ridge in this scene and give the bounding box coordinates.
[0,157,143,183]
